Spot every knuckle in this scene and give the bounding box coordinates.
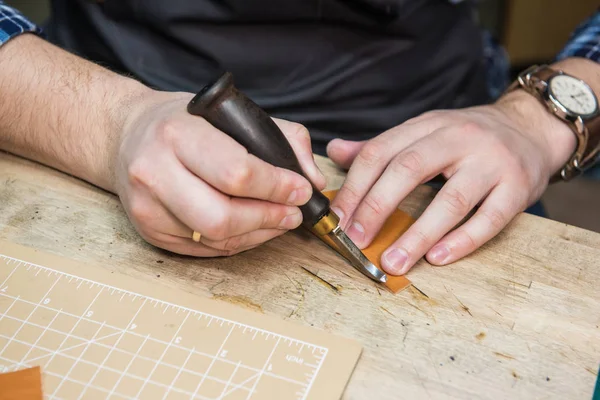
[357,142,384,168]
[492,140,514,159]
[267,168,290,202]
[222,235,244,252]
[268,205,290,228]
[127,159,156,188]
[261,207,275,228]
[480,207,507,230]
[202,209,231,240]
[336,181,363,208]
[128,197,156,223]
[363,194,386,217]
[284,122,312,150]
[292,123,311,144]
[155,117,182,144]
[222,160,253,194]
[391,150,425,178]
[455,229,478,251]
[496,150,515,169]
[512,172,531,191]
[497,153,526,183]
[460,121,485,137]
[440,187,471,217]
[412,229,432,247]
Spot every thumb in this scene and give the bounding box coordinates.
[326,139,366,170]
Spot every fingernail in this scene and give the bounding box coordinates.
[287,187,311,205]
[429,245,450,264]
[347,221,365,245]
[331,207,345,223]
[382,247,409,275]
[279,210,302,229]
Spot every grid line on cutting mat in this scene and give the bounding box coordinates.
[0,255,328,400]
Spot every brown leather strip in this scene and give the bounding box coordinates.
[0,366,43,400]
[322,191,412,293]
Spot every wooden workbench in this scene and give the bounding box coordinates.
[1,151,599,399]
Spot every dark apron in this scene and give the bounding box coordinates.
[44,0,489,154]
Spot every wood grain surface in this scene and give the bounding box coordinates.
[1,152,599,399]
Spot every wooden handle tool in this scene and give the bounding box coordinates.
[187,72,386,284]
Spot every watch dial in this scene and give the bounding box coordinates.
[549,74,598,116]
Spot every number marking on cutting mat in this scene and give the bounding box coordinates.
[0,255,328,400]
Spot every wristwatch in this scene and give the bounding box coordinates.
[505,64,600,181]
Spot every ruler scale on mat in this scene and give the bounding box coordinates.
[0,241,361,400]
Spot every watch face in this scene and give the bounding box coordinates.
[548,74,598,117]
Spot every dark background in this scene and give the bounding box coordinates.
[7,0,600,233]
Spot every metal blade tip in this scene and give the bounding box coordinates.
[328,227,387,283]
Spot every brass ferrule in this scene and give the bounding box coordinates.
[310,211,340,236]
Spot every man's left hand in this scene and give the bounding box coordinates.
[326,90,575,275]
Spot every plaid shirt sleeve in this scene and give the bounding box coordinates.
[556,8,600,63]
[0,2,41,47]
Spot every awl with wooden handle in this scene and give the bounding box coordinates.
[187,72,387,284]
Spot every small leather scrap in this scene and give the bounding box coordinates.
[0,366,43,400]
[322,190,414,293]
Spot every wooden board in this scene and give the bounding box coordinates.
[1,152,600,399]
[0,240,361,399]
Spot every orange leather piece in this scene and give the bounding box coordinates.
[322,190,413,293]
[0,366,43,400]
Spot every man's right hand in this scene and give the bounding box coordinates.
[113,92,327,256]
[0,34,325,256]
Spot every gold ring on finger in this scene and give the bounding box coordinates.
[192,231,202,242]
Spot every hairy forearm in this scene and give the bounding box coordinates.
[0,33,151,192]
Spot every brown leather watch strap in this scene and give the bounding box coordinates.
[583,115,600,168]
[529,65,557,84]
[509,64,600,181]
